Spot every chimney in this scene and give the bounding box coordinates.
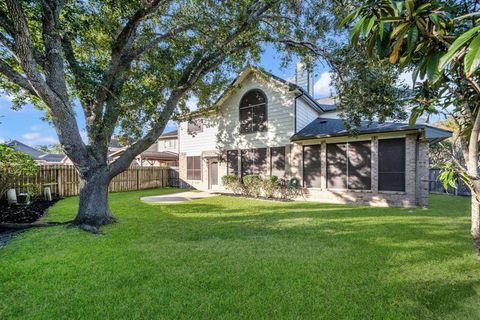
[295,62,314,96]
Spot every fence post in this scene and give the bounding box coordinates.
[56,166,62,197]
[136,169,140,190]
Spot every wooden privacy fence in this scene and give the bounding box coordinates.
[429,168,471,196]
[3,165,179,198]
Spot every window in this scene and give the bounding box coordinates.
[378,138,405,191]
[327,141,371,190]
[227,150,239,176]
[187,156,201,180]
[327,143,347,189]
[270,146,286,178]
[303,145,321,188]
[164,139,176,149]
[239,89,267,133]
[241,148,267,177]
[187,119,203,134]
[347,141,371,190]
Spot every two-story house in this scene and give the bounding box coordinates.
[178,64,451,207]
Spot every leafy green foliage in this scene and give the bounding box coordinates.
[0,144,38,198]
[262,175,279,198]
[329,44,409,128]
[242,175,262,198]
[221,175,244,195]
[37,144,64,154]
[342,0,480,198]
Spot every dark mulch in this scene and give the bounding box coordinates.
[0,198,60,247]
[0,199,60,224]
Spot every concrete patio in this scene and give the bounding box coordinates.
[140,191,217,204]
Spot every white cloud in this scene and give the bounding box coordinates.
[314,72,334,97]
[22,132,58,145]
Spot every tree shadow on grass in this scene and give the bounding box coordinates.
[122,195,479,317]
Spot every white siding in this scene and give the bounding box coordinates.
[216,73,295,150]
[178,117,219,155]
[157,138,178,152]
[295,97,319,132]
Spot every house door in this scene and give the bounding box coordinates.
[209,161,218,189]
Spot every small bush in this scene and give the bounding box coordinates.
[0,144,38,199]
[242,175,262,197]
[262,175,279,198]
[221,175,243,195]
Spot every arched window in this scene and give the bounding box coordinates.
[239,89,267,133]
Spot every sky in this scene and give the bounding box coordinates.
[0,44,388,147]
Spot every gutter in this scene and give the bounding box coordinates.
[291,128,421,142]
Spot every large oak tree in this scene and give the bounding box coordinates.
[0,0,331,231]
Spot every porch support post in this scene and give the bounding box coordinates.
[371,136,379,194]
[321,142,327,190]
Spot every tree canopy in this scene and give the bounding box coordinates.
[342,0,480,257]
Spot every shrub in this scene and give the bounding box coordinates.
[262,175,279,198]
[0,144,38,199]
[221,175,243,195]
[242,175,262,197]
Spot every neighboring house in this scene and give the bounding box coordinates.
[178,64,452,208]
[136,129,179,167]
[63,132,179,167]
[5,140,64,165]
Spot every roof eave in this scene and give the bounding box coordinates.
[291,128,423,142]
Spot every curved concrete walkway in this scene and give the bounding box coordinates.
[140,191,217,204]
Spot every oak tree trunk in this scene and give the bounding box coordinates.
[72,167,116,232]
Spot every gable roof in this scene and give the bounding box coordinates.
[5,140,64,163]
[291,118,452,143]
[210,66,326,113]
[5,140,45,158]
[315,97,338,112]
[37,153,65,162]
[158,130,178,139]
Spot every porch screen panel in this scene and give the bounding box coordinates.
[327,143,347,189]
[227,150,239,176]
[303,145,321,188]
[270,146,286,178]
[241,148,267,177]
[378,138,405,191]
[347,141,371,190]
[187,156,201,180]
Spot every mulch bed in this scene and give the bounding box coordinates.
[0,198,60,247]
[0,199,59,224]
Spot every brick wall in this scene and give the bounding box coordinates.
[294,133,428,208]
[179,133,429,208]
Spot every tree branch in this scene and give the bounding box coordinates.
[93,0,166,111]
[6,0,87,165]
[41,0,69,104]
[0,59,38,96]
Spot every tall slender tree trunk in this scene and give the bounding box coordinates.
[470,182,480,259]
[72,166,116,232]
[467,128,480,259]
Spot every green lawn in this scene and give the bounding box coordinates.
[0,189,479,319]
